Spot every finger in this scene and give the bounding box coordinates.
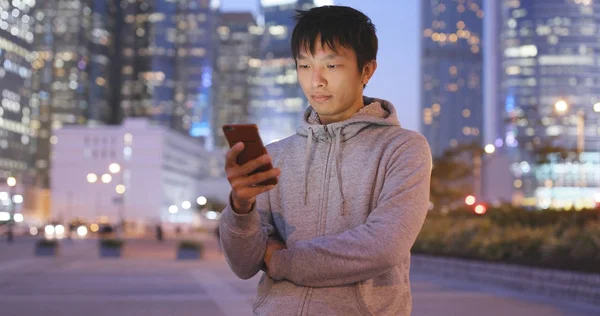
[240,154,272,175]
[225,142,245,168]
[228,154,272,179]
[234,185,276,201]
[235,168,280,188]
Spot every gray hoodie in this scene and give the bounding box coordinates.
[220,97,432,316]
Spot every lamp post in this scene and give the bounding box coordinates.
[87,162,126,234]
[475,144,498,202]
[109,163,126,234]
[554,100,585,154]
[6,176,16,243]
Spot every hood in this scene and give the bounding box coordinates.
[296,96,400,142]
[295,96,401,216]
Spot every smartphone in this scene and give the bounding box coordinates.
[222,124,278,186]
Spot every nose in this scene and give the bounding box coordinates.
[311,69,326,88]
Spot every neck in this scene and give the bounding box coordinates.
[318,98,364,125]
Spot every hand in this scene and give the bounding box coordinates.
[225,142,281,214]
[264,238,287,274]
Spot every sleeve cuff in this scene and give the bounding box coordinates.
[269,248,295,281]
[221,197,261,236]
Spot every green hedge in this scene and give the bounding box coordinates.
[413,208,600,273]
[37,239,59,247]
[178,240,203,251]
[99,238,124,248]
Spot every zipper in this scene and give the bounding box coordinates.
[315,135,333,236]
[298,128,333,316]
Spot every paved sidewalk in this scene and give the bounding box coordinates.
[0,236,598,315]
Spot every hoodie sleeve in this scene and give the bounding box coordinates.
[268,135,432,287]
[219,190,276,280]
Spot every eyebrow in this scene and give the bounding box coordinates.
[297,54,341,60]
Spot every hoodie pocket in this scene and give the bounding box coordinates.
[252,273,273,312]
[253,275,305,315]
[305,284,371,316]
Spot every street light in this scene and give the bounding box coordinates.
[115,184,126,194]
[109,163,121,174]
[484,144,495,154]
[465,195,476,206]
[593,102,600,113]
[474,204,487,215]
[12,195,23,204]
[101,174,112,184]
[87,173,98,183]
[181,201,191,210]
[86,163,127,235]
[554,100,568,113]
[554,99,585,154]
[14,213,23,223]
[197,196,207,206]
[168,205,178,214]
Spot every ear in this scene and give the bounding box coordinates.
[361,60,378,85]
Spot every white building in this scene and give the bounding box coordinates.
[50,118,230,232]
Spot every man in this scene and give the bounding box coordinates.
[219,5,432,316]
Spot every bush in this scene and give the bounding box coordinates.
[100,238,124,248]
[178,240,203,251]
[413,208,600,273]
[37,239,58,247]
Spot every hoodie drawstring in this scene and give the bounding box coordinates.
[303,126,345,216]
[303,127,313,205]
[333,128,346,216]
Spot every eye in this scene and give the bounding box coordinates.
[327,65,338,69]
[298,64,310,69]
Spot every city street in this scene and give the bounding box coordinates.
[0,235,599,316]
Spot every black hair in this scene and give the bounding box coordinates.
[291,6,378,73]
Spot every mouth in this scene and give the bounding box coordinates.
[311,95,332,103]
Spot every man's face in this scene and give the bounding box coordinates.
[296,38,376,124]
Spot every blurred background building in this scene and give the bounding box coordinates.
[0,0,39,221]
[30,0,118,189]
[213,12,259,148]
[50,118,227,232]
[0,0,36,179]
[251,0,333,144]
[119,0,219,150]
[498,0,600,209]
[421,0,485,158]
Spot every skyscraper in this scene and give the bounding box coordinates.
[420,0,485,157]
[30,0,117,188]
[213,12,259,148]
[252,0,333,144]
[0,0,36,183]
[119,0,219,149]
[499,0,600,209]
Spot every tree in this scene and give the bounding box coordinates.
[430,145,476,210]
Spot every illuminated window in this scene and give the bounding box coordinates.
[449,66,457,76]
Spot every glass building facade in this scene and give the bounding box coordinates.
[30,0,116,188]
[0,0,36,183]
[499,0,600,209]
[213,12,259,149]
[420,0,485,158]
[119,0,219,149]
[252,0,332,144]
